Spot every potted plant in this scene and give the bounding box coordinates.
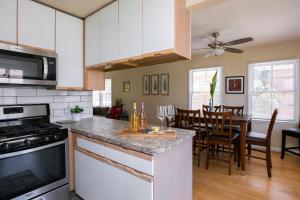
[71,105,84,121]
[209,72,218,111]
[115,98,123,106]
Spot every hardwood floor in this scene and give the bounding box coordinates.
[193,151,300,200]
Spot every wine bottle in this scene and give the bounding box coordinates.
[130,102,139,132]
[139,102,148,131]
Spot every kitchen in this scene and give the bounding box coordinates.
[1,0,300,200]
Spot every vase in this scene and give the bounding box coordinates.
[209,99,214,112]
[72,113,82,121]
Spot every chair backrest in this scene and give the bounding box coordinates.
[266,109,278,142]
[223,105,244,115]
[203,105,222,112]
[203,111,233,141]
[177,108,201,130]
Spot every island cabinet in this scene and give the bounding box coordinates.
[71,132,192,200]
[18,0,55,51]
[84,0,190,71]
[0,0,17,44]
[55,11,83,90]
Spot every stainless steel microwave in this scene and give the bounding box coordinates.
[0,43,57,86]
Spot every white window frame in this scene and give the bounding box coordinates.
[248,59,299,122]
[189,67,223,110]
[93,79,112,107]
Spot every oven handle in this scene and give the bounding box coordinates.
[0,140,66,159]
[42,57,48,80]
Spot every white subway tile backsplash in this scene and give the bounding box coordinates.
[54,96,80,103]
[37,89,67,96]
[83,107,93,114]
[0,88,36,96]
[0,97,17,104]
[69,101,92,108]
[50,102,68,110]
[53,109,65,117]
[17,96,53,104]
[68,91,81,96]
[1,86,93,122]
[81,95,92,102]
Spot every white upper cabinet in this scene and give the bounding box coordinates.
[18,0,55,50]
[143,0,175,54]
[85,11,101,67]
[56,11,83,89]
[0,0,17,43]
[119,0,142,60]
[100,1,119,63]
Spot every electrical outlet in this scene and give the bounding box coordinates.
[64,108,70,116]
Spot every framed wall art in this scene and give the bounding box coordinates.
[225,76,244,94]
[143,75,150,95]
[160,74,169,95]
[123,81,130,92]
[151,74,159,95]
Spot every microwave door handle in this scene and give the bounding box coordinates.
[42,57,48,80]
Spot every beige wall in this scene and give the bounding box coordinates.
[107,39,300,149]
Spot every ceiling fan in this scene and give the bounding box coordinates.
[193,32,254,58]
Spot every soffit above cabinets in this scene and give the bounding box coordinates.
[34,0,114,18]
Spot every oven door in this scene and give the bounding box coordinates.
[0,140,69,200]
[0,45,56,86]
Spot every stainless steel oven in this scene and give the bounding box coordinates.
[0,140,69,200]
[0,43,57,86]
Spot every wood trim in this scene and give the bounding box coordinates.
[142,48,174,58]
[68,132,75,191]
[186,0,226,12]
[0,40,17,46]
[174,0,191,59]
[55,87,84,91]
[74,133,153,161]
[75,146,153,183]
[83,69,105,90]
[17,44,56,54]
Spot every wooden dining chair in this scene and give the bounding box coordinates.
[203,111,240,175]
[246,109,278,177]
[177,108,205,167]
[223,105,244,115]
[203,105,222,112]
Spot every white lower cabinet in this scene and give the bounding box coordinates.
[75,151,104,200]
[75,150,153,200]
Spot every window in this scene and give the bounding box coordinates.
[189,67,222,110]
[93,79,112,107]
[248,59,299,121]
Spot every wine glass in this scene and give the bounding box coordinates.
[156,106,166,132]
[166,105,175,131]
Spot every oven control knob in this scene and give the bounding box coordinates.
[54,135,60,140]
[2,143,9,150]
[24,139,30,145]
[44,136,50,142]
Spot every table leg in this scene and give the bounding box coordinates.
[240,122,246,174]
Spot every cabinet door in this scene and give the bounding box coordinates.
[56,11,83,89]
[75,151,105,200]
[18,0,55,50]
[143,0,174,54]
[85,11,101,67]
[0,0,17,43]
[100,1,119,63]
[119,0,142,60]
[123,170,153,200]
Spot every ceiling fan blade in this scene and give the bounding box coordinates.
[224,47,244,53]
[192,47,212,50]
[223,37,253,46]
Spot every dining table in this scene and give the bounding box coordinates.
[173,113,252,174]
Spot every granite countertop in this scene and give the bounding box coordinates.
[69,117,195,155]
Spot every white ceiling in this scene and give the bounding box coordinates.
[191,0,300,54]
[35,0,113,18]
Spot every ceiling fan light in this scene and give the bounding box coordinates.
[214,48,225,55]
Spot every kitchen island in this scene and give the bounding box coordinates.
[69,117,194,200]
